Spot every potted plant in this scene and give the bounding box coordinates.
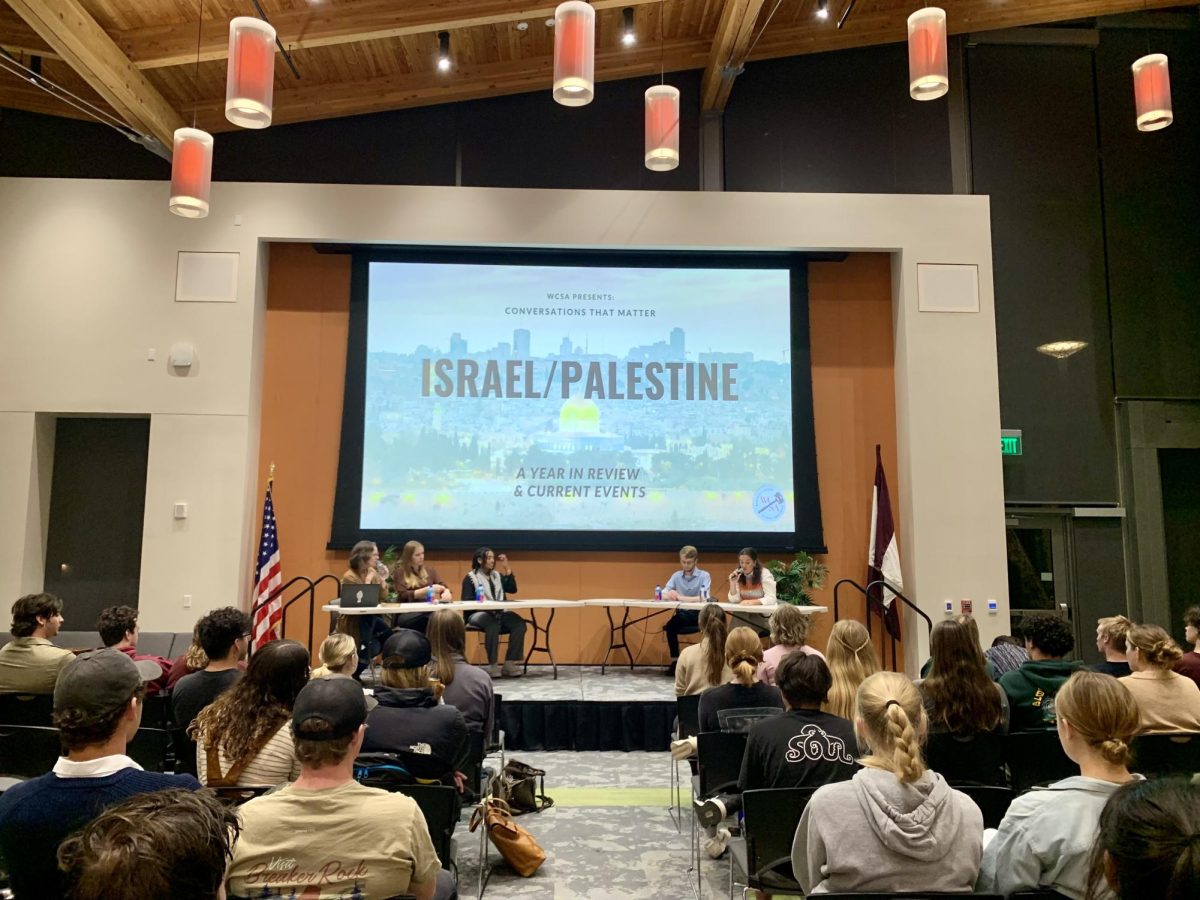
[380,545,399,600]
[767,551,828,606]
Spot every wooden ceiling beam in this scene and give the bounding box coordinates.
[112,0,665,71]
[699,0,766,112]
[193,36,713,133]
[4,0,183,145]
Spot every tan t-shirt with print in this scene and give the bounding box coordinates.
[226,780,441,899]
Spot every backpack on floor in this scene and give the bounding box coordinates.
[490,758,553,814]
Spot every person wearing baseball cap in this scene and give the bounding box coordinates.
[0,648,200,899]
[227,676,455,900]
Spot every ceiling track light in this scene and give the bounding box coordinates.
[622,7,636,46]
[437,31,451,72]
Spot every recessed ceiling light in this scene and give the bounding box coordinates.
[516,21,529,32]
[545,18,555,27]
[1036,340,1088,359]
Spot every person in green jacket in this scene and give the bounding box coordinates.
[999,613,1085,731]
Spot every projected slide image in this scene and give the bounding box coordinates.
[362,261,796,533]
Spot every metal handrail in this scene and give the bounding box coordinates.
[249,575,314,655]
[832,577,871,623]
[865,578,933,672]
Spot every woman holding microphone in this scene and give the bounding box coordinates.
[727,546,774,636]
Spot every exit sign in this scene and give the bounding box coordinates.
[1001,429,1023,456]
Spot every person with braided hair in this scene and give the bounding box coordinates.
[978,670,1142,898]
[1119,623,1200,733]
[791,671,982,894]
[1085,777,1200,900]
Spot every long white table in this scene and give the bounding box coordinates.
[321,599,829,679]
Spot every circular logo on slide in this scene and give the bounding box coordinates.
[753,485,786,522]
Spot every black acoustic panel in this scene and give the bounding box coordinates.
[1161,448,1200,631]
[969,44,1117,504]
[0,107,169,179]
[1096,28,1200,399]
[458,70,701,190]
[723,44,952,194]
[1071,517,1127,663]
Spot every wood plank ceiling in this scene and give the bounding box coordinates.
[0,0,1184,139]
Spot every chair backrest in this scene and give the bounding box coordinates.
[462,729,486,795]
[170,632,193,657]
[136,633,174,658]
[0,724,62,778]
[676,693,701,739]
[0,692,54,726]
[169,727,198,777]
[742,787,817,885]
[211,785,270,806]
[1131,732,1200,779]
[925,731,1008,786]
[388,783,458,868]
[140,692,175,729]
[489,693,503,751]
[697,730,748,796]
[126,727,173,773]
[50,631,100,651]
[1006,730,1076,793]
[717,706,782,734]
[953,784,1016,829]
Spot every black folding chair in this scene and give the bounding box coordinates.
[0,724,61,778]
[169,726,198,777]
[127,727,173,773]
[462,729,486,799]
[691,731,749,896]
[729,787,817,898]
[669,693,703,831]
[1131,732,1200,779]
[925,731,1008,786]
[0,693,54,726]
[388,784,459,879]
[211,785,270,806]
[1005,730,1075,793]
[140,692,175,729]
[954,784,1015,829]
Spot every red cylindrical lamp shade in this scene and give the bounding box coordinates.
[169,128,214,219]
[907,7,948,101]
[645,85,680,171]
[226,17,276,129]
[1132,53,1172,132]
[553,1,595,107]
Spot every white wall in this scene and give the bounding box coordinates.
[0,178,1009,666]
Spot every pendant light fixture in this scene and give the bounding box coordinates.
[907,7,948,101]
[644,2,678,172]
[553,1,595,106]
[225,16,277,129]
[1131,53,1172,132]
[170,0,213,218]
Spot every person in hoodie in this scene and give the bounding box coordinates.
[362,628,469,788]
[999,613,1085,730]
[791,670,983,895]
[978,670,1142,899]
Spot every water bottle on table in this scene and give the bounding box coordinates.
[476,584,485,602]
[655,585,663,601]
[426,585,435,603]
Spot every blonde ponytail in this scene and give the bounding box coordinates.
[724,627,763,687]
[856,671,927,784]
[699,605,728,687]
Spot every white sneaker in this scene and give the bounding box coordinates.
[502,661,523,678]
[704,827,731,859]
[488,664,500,678]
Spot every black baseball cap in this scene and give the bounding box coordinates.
[291,676,368,740]
[381,628,432,669]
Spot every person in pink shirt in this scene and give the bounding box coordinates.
[97,605,172,696]
[758,602,825,686]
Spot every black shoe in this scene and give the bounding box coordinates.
[693,796,726,829]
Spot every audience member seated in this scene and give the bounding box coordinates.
[920,617,1008,735]
[1172,605,1200,689]
[428,608,494,736]
[662,544,712,676]
[823,619,879,720]
[1000,613,1085,730]
[0,592,74,694]
[0,649,199,899]
[391,540,452,633]
[1093,615,1133,678]
[335,539,393,672]
[362,629,470,787]
[791,671,983,895]
[985,630,1029,678]
[461,546,526,678]
[918,614,997,679]
[226,677,454,900]
[698,626,783,733]
[977,670,1141,898]
[311,632,378,711]
[695,653,855,845]
[57,788,238,900]
[758,602,825,687]
[96,604,171,695]
[1119,623,1200,733]
[675,604,731,696]
[1086,776,1200,900]
[172,606,252,729]
[191,638,308,787]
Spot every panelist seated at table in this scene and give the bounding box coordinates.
[336,540,393,672]
[390,541,453,633]
[461,547,526,678]
[727,547,773,637]
[662,545,713,676]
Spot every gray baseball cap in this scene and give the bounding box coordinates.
[54,648,161,716]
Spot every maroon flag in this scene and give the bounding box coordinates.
[867,445,903,640]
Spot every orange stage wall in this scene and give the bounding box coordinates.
[257,244,899,667]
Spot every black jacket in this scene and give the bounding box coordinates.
[362,686,469,781]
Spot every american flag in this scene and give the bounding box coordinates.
[252,484,282,651]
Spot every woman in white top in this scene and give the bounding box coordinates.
[1119,623,1200,733]
[978,670,1141,898]
[758,602,825,686]
[191,638,308,787]
[726,546,776,604]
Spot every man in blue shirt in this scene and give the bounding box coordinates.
[0,648,199,899]
[663,545,713,675]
